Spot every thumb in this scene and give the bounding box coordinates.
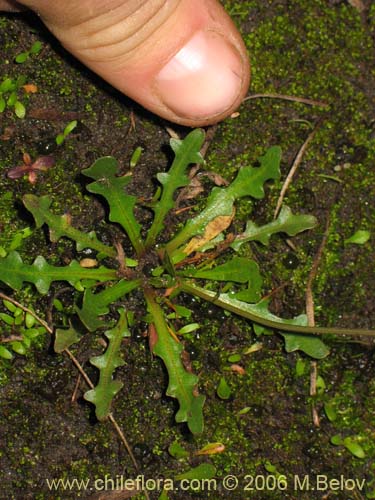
[5,0,250,126]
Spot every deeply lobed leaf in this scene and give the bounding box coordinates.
[76,279,141,331]
[231,205,317,250]
[145,129,205,247]
[166,146,282,255]
[145,291,205,434]
[0,251,117,294]
[84,309,130,420]
[23,194,116,258]
[83,157,144,255]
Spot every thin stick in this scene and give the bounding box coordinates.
[71,374,82,403]
[109,414,141,473]
[0,291,140,476]
[305,216,331,326]
[305,217,330,428]
[347,0,365,12]
[0,292,52,332]
[274,118,323,218]
[310,361,320,427]
[243,93,329,108]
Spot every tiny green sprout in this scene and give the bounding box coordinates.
[243,342,263,355]
[331,434,365,458]
[324,401,337,422]
[53,298,64,312]
[15,41,43,64]
[315,375,326,395]
[177,323,200,335]
[227,353,241,363]
[263,462,287,483]
[344,229,370,245]
[217,376,231,400]
[174,463,216,482]
[0,226,33,257]
[56,120,78,145]
[264,461,277,473]
[168,441,189,459]
[158,490,169,500]
[295,358,307,377]
[130,146,143,168]
[0,76,28,118]
[237,406,250,416]
[0,300,47,359]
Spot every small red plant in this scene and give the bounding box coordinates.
[7,152,55,184]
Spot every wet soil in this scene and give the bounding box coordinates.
[1,1,375,499]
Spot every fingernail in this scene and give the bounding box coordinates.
[154,30,245,120]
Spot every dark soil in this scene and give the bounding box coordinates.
[1,1,375,499]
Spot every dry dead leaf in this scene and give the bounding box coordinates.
[195,442,226,455]
[347,0,365,11]
[176,176,204,203]
[201,171,229,187]
[23,83,38,94]
[230,364,246,375]
[79,258,98,268]
[0,126,15,141]
[183,210,235,255]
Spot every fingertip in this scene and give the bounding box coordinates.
[153,29,249,125]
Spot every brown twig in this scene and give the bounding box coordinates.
[71,374,82,403]
[274,118,323,218]
[0,291,141,479]
[0,292,51,332]
[305,216,330,428]
[310,361,320,427]
[347,0,365,12]
[243,93,329,108]
[305,216,331,326]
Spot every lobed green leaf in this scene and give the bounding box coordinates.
[84,309,130,420]
[76,279,141,331]
[166,146,282,254]
[23,194,116,258]
[145,291,205,434]
[83,157,144,255]
[0,251,117,294]
[182,257,260,284]
[232,205,317,250]
[145,129,205,247]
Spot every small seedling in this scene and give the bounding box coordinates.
[216,376,232,400]
[344,229,370,245]
[130,146,143,168]
[0,76,27,118]
[7,153,55,184]
[331,434,366,459]
[15,41,43,64]
[55,120,78,145]
[0,299,47,359]
[0,226,32,258]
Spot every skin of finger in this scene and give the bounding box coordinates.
[0,0,25,11]
[4,0,250,125]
